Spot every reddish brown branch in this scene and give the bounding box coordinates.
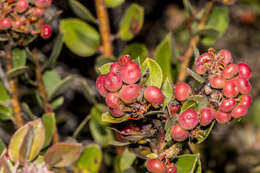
[178,0,215,82]
[95,0,113,57]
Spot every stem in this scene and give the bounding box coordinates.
[72,115,91,139]
[178,0,214,82]
[32,50,59,143]
[95,0,113,57]
[5,44,23,128]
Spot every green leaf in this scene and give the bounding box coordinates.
[19,125,34,164]
[188,95,209,111]
[47,33,64,67]
[42,113,56,148]
[186,68,205,83]
[195,121,215,144]
[201,7,229,46]
[80,79,97,105]
[109,141,130,146]
[120,149,136,172]
[195,28,219,37]
[69,0,97,23]
[119,4,144,40]
[0,139,6,155]
[122,43,148,64]
[51,97,64,110]
[12,48,26,68]
[0,103,12,120]
[141,58,163,88]
[44,142,82,167]
[193,47,200,62]
[98,62,113,74]
[7,66,29,79]
[9,119,45,164]
[105,0,124,8]
[0,82,10,102]
[101,111,128,123]
[60,18,100,57]
[155,33,172,81]
[175,154,200,173]
[43,70,61,96]
[75,144,102,173]
[162,78,173,109]
[183,0,193,16]
[181,100,198,112]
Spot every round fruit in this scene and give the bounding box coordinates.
[166,165,177,173]
[144,86,164,105]
[146,159,166,173]
[120,61,141,84]
[222,64,238,79]
[122,126,134,134]
[0,18,12,30]
[34,0,52,7]
[178,109,199,130]
[200,108,214,126]
[103,72,122,92]
[223,80,239,98]
[32,7,45,17]
[195,52,213,66]
[110,104,124,117]
[195,65,207,74]
[175,82,192,101]
[16,0,29,13]
[120,55,131,65]
[110,62,121,74]
[119,84,140,103]
[96,74,108,97]
[169,105,179,115]
[231,105,248,118]
[215,111,231,124]
[235,77,251,94]
[239,95,252,108]
[238,63,251,79]
[105,92,120,108]
[171,124,189,142]
[40,25,52,39]
[220,98,236,112]
[217,49,233,66]
[209,76,226,89]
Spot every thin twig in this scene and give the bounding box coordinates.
[72,115,91,139]
[95,0,113,57]
[178,0,215,82]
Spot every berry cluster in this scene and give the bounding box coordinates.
[0,0,52,44]
[147,159,177,173]
[96,55,165,119]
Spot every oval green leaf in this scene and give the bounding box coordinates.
[42,113,56,148]
[105,0,124,8]
[98,62,113,74]
[47,33,64,67]
[7,66,29,79]
[121,43,148,64]
[175,154,200,173]
[162,78,173,109]
[101,111,128,123]
[120,149,136,172]
[12,48,26,68]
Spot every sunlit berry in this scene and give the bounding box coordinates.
[35,0,52,8]
[144,86,164,105]
[169,105,179,115]
[195,52,213,66]
[119,84,140,103]
[40,25,52,39]
[166,165,177,173]
[120,61,141,84]
[223,80,239,98]
[209,76,226,89]
[120,55,131,65]
[175,82,192,101]
[238,63,251,79]
[235,77,251,94]
[220,98,236,112]
[222,64,238,79]
[32,7,45,17]
[239,95,252,108]
[96,74,108,97]
[146,159,166,173]
[0,18,12,30]
[103,72,122,92]
[178,109,199,130]
[16,0,29,13]
[215,111,231,124]
[110,104,124,117]
[231,105,248,118]
[105,92,120,108]
[217,49,233,66]
[195,65,207,74]
[200,108,214,126]
[171,124,189,142]
[110,62,121,74]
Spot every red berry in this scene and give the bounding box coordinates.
[0,18,12,30]
[231,105,248,118]
[40,25,52,39]
[122,126,134,134]
[171,124,189,142]
[103,72,122,92]
[105,92,120,108]
[200,108,214,126]
[144,86,164,105]
[166,165,177,173]
[119,84,140,103]
[209,76,226,89]
[239,95,252,108]
[217,49,233,66]
[195,65,207,75]
[96,74,108,97]
[110,104,124,117]
[175,82,192,101]
[215,111,231,124]
[120,55,131,65]
[16,0,29,13]
[238,63,251,79]
[220,98,236,112]
[120,61,141,84]
[195,52,213,66]
[146,159,166,173]
[169,105,179,115]
[12,19,23,29]
[235,77,251,94]
[178,109,199,130]
[35,0,52,7]
[110,62,121,74]
[223,80,239,98]
[222,64,238,79]
[32,7,45,17]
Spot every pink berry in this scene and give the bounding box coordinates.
[146,159,166,173]
[223,80,239,98]
[34,0,52,8]
[238,63,251,79]
[231,105,248,118]
[120,55,131,65]
[144,86,164,105]
[215,111,231,124]
[103,72,122,92]
[222,64,238,79]
[195,65,207,74]
[110,104,124,117]
[40,25,52,39]
[195,52,213,66]
[122,126,134,134]
[169,105,179,115]
[12,19,23,29]
[119,84,140,103]
[96,74,108,97]
[166,165,177,173]
[239,95,252,108]
[175,82,192,101]
[105,92,120,108]
[32,8,45,17]
[0,18,12,30]
[200,108,214,126]
[220,98,236,112]
[110,62,121,74]
[16,0,29,13]
[171,124,189,141]
[209,76,226,89]
[178,109,199,130]
[235,77,251,94]
[217,49,233,66]
[120,61,141,84]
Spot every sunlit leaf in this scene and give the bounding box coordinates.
[162,78,173,109]
[175,154,200,173]
[181,100,198,112]
[42,113,56,148]
[101,111,128,123]
[105,0,124,8]
[98,62,113,74]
